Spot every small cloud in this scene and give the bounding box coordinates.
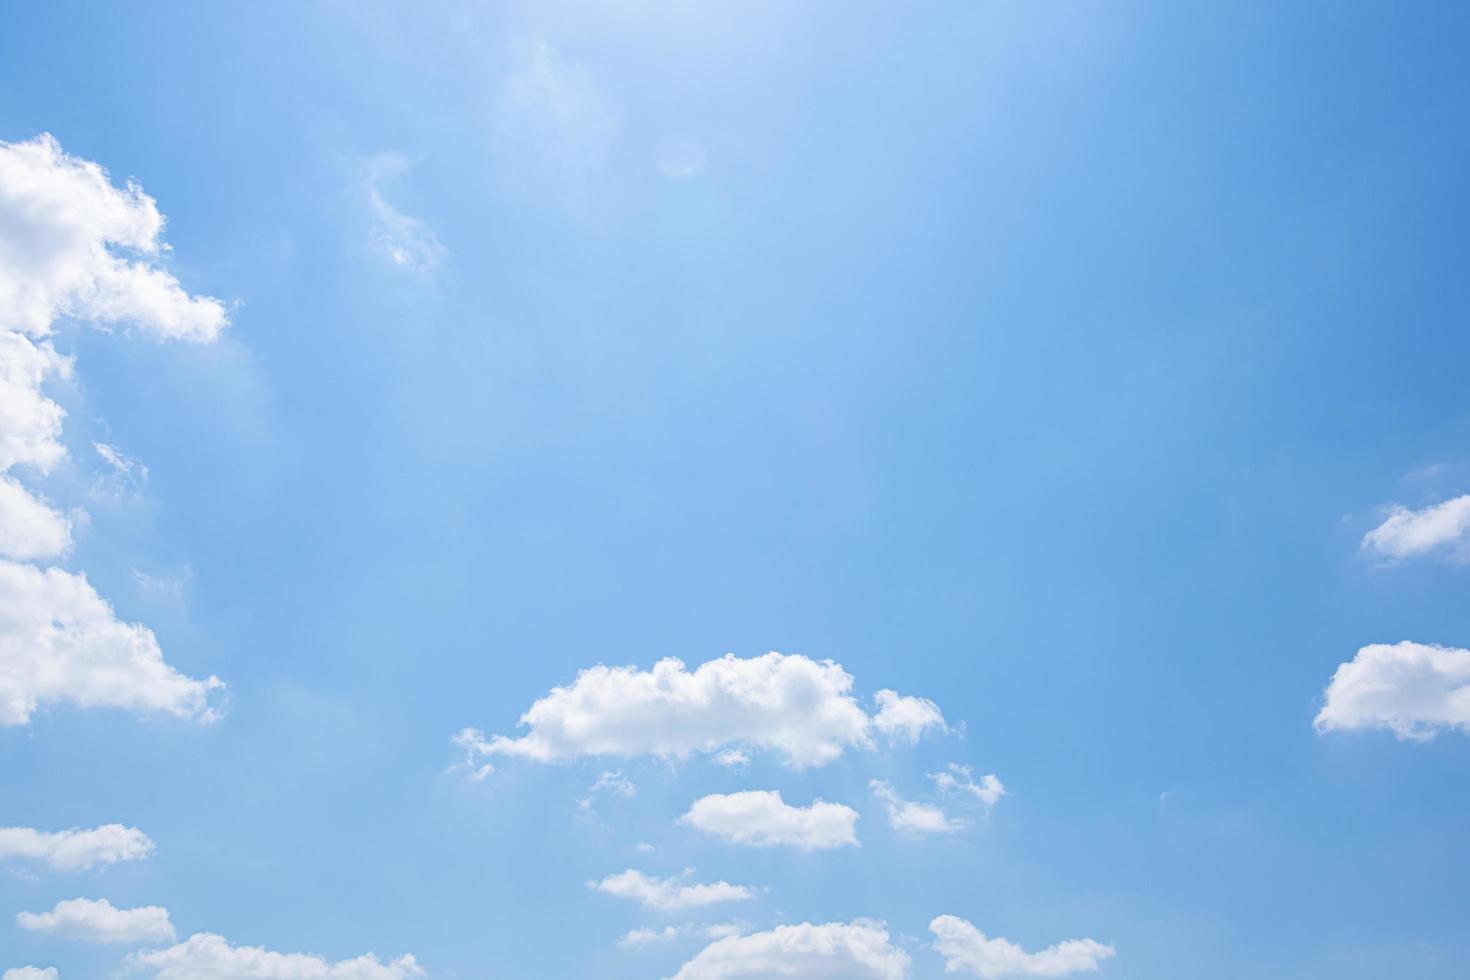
[361,154,446,276]
[131,567,191,608]
[451,727,495,780]
[592,869,755,913]
[713,748,749,770]
[18,897,175,944]
[619,925,682,947]
[1315,641,1470,740]
[929,764,1006,808]
[577,769,636,811]
[1362,495,1470,563]
[703,922,744,940]
[91,441,149,496]
[930,915,1115,977]
[870,780,964,836]
[680,790,859,850]
[872,689,948,743]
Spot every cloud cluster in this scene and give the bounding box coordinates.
[127,934,425,979]
[592,869,754,912]
[1362,495,1470,562]
[931,764,1007,807]
[1315,641,1470,740]
[929,915,1115,977]
[672,921,911,979]
[870,780,963,836]
[0,823,154,872]
[0,134,225,729]
[17,897,174,944]
[456,652,945,772]
[680,790,859,850]
[3,969,58,980]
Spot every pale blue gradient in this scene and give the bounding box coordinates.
[3,2,1470,977]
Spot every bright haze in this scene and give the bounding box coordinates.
[2,2,1469,978]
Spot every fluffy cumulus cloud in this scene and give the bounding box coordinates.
[456,652,945,772]
[929,916,1114,977]
[0,823,154,872]
[0,134,227,342]
[680,790,859,850]
[591,869,754,912]
[127,934,424,980]
[0,477,70,560]
[1362,496,1470,561]
[17,897,174,944]
[1315,641,1470,740]
[0,134,226,729]
[872,689,947,742]
[870,780,963,836]
[0,330,69,515]
[672,921,910,980]
[0,560,222,726]
[3,969,58,980]
[931,764,1007,808]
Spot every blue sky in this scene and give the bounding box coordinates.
[2,2,1470,977]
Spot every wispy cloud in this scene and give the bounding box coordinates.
[362,154,446,276]
[492,37,620,206]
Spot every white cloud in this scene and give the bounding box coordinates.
[362,155,444,276]
[0,824,154,872]
[0,477,70,560]
[127,934,424,979]
[0,560,222,726]
[591,869,755,912]
[680,790,859,850]
[703,922,744,940]
[1315,641,1470,740]
[3,969,58,980]
[872,689,948,743]
[451,726,495,779]
[929,915,1115,977]
[493,38,620,204]
[0,329,69,474]
[0,134,227,342]
[931,764,1007,808]
[619,925,681,947]
[578,769,635,811]
[0,134,226,732]
[870,780,963,836]
[457,652,944,772]
[672,921,910,980]
[713,748,750,770]
[18,897,173,944]
[1363,496,1470,561]
[91,441,149,496]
